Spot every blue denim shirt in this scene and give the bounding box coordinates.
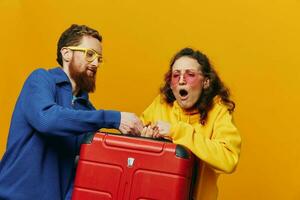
[0,67,120,200]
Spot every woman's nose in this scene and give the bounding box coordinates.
[178,74,186,84]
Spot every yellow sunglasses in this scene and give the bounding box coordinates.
[65,46,103,63]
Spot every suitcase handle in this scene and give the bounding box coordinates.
[82,132,191,157]
[82,132,171,144]
[103,133,164,153]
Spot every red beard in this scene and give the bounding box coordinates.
[69,59,96,93]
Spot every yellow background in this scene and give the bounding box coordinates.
[1,0,299,199]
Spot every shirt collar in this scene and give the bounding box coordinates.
[49,67,70,84]
[75,91,89,101]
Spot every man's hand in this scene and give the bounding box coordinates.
[119,112,143,135]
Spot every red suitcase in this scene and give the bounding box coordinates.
[72,132,195,200]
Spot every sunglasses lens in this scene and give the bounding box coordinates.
[86,49,96,62]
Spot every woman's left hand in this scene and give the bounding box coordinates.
[141,120,171,139]
[141,123,159,138]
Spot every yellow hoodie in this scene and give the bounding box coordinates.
[140,95,241,200]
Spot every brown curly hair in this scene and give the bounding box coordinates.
[160,47,235,125]
[56,24,102,66]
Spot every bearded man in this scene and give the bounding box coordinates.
[0,24,143,200]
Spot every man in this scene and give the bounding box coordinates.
[0,24,143,200]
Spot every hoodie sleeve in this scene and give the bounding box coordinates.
[140,95,162,125]
[169,106,241,174]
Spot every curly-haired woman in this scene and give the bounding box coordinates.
[140,47,241,200]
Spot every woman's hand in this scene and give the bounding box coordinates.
[156,120,171,136]
[141,123,159,138]
[141,120,171,139]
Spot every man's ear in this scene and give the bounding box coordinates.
[203,78,210,89]
[61,47,72,62]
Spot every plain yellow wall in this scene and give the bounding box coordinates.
[1,0,299,199]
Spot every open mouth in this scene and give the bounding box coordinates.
[179,89,188,97]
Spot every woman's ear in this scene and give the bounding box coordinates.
[61,47,72,62]
[203,78,210,89]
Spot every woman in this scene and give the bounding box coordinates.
[140,47,241,200]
